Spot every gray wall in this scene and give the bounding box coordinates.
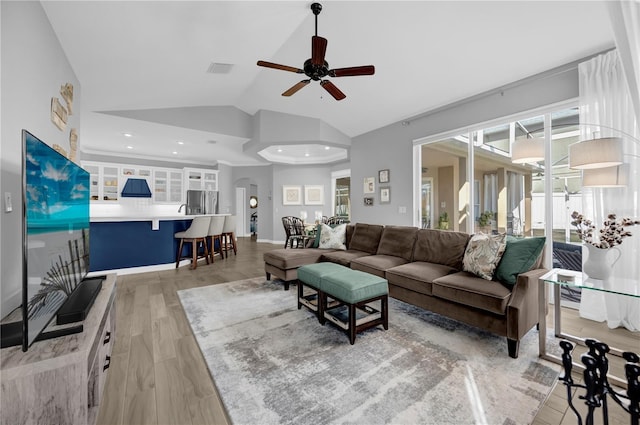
[1,1,82,316]
[231,165,273,241]
[272,164,333,243]
[216,162,234,215]
[350,65,580,225]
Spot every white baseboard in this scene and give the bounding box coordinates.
[87,259,193,276]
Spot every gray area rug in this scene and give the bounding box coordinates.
[178,277,559,425]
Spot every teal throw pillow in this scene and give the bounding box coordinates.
[495,236,546,285]
[312,224,322,248]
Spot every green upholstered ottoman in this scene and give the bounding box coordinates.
[320,269,388,344]
[297,263,349,316]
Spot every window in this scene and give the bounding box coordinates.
[415,104,581,244]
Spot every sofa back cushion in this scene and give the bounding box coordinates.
[348,223,384,254]
[376,226,419,261]
[346,224,355,247]
[413,229,471,269]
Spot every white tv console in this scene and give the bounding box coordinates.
[0,274,116,425]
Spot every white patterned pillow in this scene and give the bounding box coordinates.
[318,224,347,250]
[462,232,507,280]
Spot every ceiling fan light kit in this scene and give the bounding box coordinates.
[256,2,375,100]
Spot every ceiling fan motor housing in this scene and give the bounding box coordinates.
[303,58,329,81]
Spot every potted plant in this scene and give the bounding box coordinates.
[438,212,449,230]
[571,211,639,280]
[478,211,494,232]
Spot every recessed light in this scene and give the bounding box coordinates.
[123,133,133,138]
[324,146,330,150]
[172,151,178,155]
[126,146,133,149]
[277,148,283,153]
[177,141,184,145]
[305,153,310,157]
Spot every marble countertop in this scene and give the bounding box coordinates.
[90,213,229,222]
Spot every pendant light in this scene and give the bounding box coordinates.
[582,163,629,187]
[568,137,624,169]
[511,137,545,164]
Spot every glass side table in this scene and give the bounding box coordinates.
[538,268,640,387]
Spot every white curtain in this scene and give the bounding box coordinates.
[507,172,524,235]
[578,49,640,331]
[607,0,640,122]
[483,174,497,214]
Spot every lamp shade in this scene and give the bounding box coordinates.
[582,164,628,187]
[511,137,544,164]
[568,137,623,169]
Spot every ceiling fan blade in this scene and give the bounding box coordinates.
[282,80,310,97]
[311,36,328,66]
[257,60,304,74]
[329,65,375,77]
[320,80,346,101]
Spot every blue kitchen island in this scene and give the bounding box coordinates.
[89,215,227,272]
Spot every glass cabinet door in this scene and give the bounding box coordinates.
[153,170,168,202]
[203,172,217,191]
[102,166,119,201]
[168,171,183,202]
[85,164,100,201]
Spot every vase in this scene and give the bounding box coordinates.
[582,244,621,280]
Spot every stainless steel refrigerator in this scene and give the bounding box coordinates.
[186,190,218,215]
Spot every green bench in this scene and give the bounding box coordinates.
[297,263,389,344]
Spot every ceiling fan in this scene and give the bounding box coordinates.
[256,2,375,101]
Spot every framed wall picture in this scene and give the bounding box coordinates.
[364,197,374,206]
[304,185,324,205]
[380,186,390,204]
[364,177,375,194]
[282,185,302,205]
[379,169,390,183]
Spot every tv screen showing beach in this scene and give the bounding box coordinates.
[23,130,90,348]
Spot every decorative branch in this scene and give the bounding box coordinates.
[571,211,640,249]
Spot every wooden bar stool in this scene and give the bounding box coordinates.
[207,216,226,263]
[174,216,211,269]
[222,215,237,257]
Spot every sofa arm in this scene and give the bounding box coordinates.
[506,268,548,340]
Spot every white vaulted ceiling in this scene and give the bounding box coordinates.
[41,1,614,166]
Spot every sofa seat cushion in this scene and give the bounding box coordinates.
[350,255,410,278]
[264,248,330,270]
[385,262,457,296]
[321,250,371,267]
[432,271,512,315]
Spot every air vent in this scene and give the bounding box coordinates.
[206,63,234,74]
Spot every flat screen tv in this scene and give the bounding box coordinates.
[0,130,98,351]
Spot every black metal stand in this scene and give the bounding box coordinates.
[559,339,640,425]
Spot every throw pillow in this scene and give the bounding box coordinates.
[462,232,507,280]
[495,236,546,285]
[311,224,322,248]
[318,223,347,250]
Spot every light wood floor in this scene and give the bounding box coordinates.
[96,237,639,425]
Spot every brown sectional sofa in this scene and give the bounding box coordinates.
[263,222,546,358]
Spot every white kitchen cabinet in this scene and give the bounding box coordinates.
[121,166,151,179]
[153,169,183,203]
[184,168,218,191]
[82,162,120,202]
